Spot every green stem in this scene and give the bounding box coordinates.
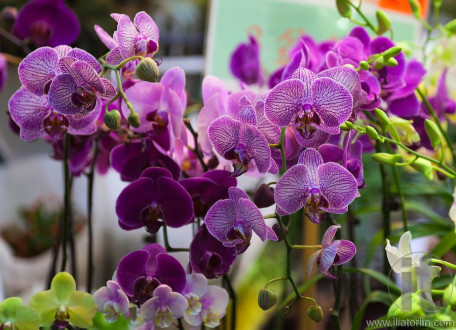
[86,135,101,293]
[115,55,144,70]
[60,134,71,272]
[279,127,287,173]
[291,245,322,250]
[177,318,184,330]
[347,1,377,33]
[417,87,456,165]
[431,258,456,270]
[183,118,208,172]
[104,93,121,114]
[115,70,135,115]
[265,276,288,288]
[223,274,236,330]
[162,224,189,252]
[263,214,278,219]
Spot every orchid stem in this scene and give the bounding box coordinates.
[263,214,278,219]
[377,143,391,276]
[223,274,236,330]
[60,134,71,272]
[265,276,288,288]
[115,70,135,115]
[279,127,287,173]
[104,93,121,114]
[162,224,189,252]
[417,87,456,165]
[177,318,184,330]
[347,1,377,34]
[86,135,101,293]
[430,258,456,270]
[115,55,144,70]
[1,53,22,65]
[183,118,208,172]
[291,244,322,249]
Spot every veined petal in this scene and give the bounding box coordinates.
[291,67,317,97]
[242,124,271,173]
[274,164,311,214]
[95,25,117,50]
[8,87,51,137]
[106,47,124,66]
[237,198,266,241]
[67,48,102,73]
[54,45,72,59]
[297,148,323,185]
[71,61,105,93]
[264,79,304,126]
[51,272,76,303]
[48,73,80,115]
[183,273,208,297]
[312,78,353,130]
[67,98,101,134]
[139,297,159,322]
[228,186,249,201]
[117,15,137,59]
[307,250,321,277]
[237,105,257,126]
[161,67,185,98]
[321,225,340,248]
[208,116,241,157]
[319,241,340,273]
[205,199,237,244]
[18,47,58,95]
[134,11,159,41]
[202,75,228,105]
[100,78,117,99]
[257,115,280,143]
[333,240,356,265]
[318,162,358,209]
[165,292,188,318]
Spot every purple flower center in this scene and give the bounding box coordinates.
[305,188,329,223]
[294,104,320,139]
[146,110,169,134]
[198,251,223,277]
[140,202,163,234]
[135,36,158,56]
[224,144,252,177]
[133,275,161,304]
[225,221,252,254]
[29,20,52,46]
[71,87,97,112]
[54,307,70,329]
[43,112,69,140]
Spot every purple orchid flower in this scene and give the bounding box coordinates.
[180,170,237,218]
[205,187,277,255]
[229,34,263,86]
[182,273,229,328]
[93,280,130,322]
[12,0,80,47]
[308,225,356,279]
[139,285,188,328]
[0,54,7,92]
[110,137,180,182]
[275,148,358,223]
[265,67,353,148]
[95,12,159,65]
[318,130,365,188]
[387,59,427,118]
[116,244,186,304]
[189,225,236,279]
[120,67,186,145]
[422,67,456,119]
[115,167,194,233]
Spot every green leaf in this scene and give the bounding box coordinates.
[432,231,456,258]
[389,222,451,244]
[91,311,129,330]
[336,0,352,18]
[343,268,401,296]
[352,291,393,330]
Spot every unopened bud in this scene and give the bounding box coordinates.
[103,110,121,130]
[336,0,352,18]
[272,223,287,241]
[307,305,323,322]
[446,19,456,35]
[376,10,391,35]
[258,288,277,310]
[408,0,421,19]
[410,158,433,180]
[253,184,275,208]
[371,153,401,165]
[374,108,391,129]
[365,126,380,140]
[384,57,398,67]
[127,112,141,128]
[381,46,402,61]
[1,6,17,27]
[424,119,441,150]
[135,57,159,82]
[444,282,456,306]
[358,61,370,71]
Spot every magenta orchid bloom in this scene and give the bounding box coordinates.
[229,34,263,86]
[275,148,358,223]
[308,225,356,279]
[139,285,188,328]
[95,11,159,65]
[265,67,353,148]
[205,187,277,255]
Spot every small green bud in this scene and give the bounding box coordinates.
[376,10,391,35]
[358,61,370,71]
[424,119,442,150]
[135,57,159,82]
[103,110,121,130]
[343,121,355,129]
[445,19,456,35]
[365,126,380,140]
[340,122,351,131]
[374,108,391,130]
[410,158,433,180]
[127,112,141,128]
[384,57,398,67]
[258,288,277,310]
[371,153,402,165]
[307,305,323,322]
[381,46,402,61]
[343,63,356,70]
[336,0,351,18]
[408,0,421,19]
